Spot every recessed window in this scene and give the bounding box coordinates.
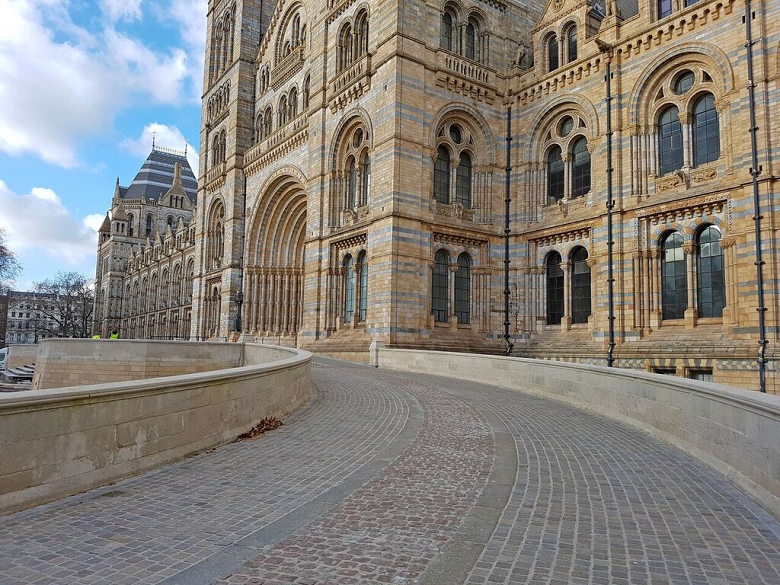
[674,71,695,94]
[654,367,677,376]
[559,116,574,137]
[353,128,363,148]
[688,369,713,382]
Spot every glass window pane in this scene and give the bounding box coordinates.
[693,94,720,167]
[567,26,577,62]
[547,146,564,205]
[662,232,687,319]
[658,106,683,176]
[548,36,558,71]
[434,146,450,204]
[344,256,355,322]
[697,226,725,318]
[571,138,591,198]
[456,152,472,208]
[546,252,564,325]
[432,251,449,322]
[571,248,591,324]
[455,254,470,324]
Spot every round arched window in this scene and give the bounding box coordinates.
[674,71,695,95]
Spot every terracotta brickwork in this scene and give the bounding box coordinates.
[97,0,779,392]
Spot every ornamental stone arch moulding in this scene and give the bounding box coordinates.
[428,103,496,166]
[627,42,734,129]
[248,164,308,233]
[524,94,599,162]
[274,1,307,64]
[329,108,374,171]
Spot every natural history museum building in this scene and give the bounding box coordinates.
[93,0,780,392]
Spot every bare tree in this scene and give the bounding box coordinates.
[34,272,94,339]
[0,228,20,294]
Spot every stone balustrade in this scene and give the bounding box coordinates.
[437,51,492,85]
[271,45,305,90]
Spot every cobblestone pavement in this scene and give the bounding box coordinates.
[0,360,779,585]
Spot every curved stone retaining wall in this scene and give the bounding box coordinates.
[376,347,780,519]
[0,341,312,515]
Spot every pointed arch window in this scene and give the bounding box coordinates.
[692,93,720,167]
[441,11,453,51]
[128,214,134,237]
[546,252,564,325]
[361,153,371,206]
[571,137,591,198]
[658,105,683,176]
[662,232,687,319]
[697,226,725,318]
[344,255,355,322]
[567,26,577,62]
[347,158,357,209]
[432,250,449,323]
[146,215,153,237]
[455,253,471,325]
[547,146,564,205]
[455,152,472,208]
[548,35,559,71]
[571,248,591,324]
[358,251,368,322]
[434,146,451,204]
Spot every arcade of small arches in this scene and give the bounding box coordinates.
[209,3,237,83]
[329,119,372,227]
[121,259,195,340]
[337,7,369,73]
[439,1,489,65]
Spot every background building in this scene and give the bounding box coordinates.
[92,148,198,339]
[95,0,779,392]
[2,291,66,345]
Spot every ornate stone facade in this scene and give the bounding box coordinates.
[93,148,198,339]
[96,0,780,392]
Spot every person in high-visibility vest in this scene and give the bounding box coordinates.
[110,331,119,340]
[92,334,101,339]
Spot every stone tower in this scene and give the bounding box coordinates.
[191,0,274,340]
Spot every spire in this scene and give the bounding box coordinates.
[99,213,111,233]
[173,162,182,187]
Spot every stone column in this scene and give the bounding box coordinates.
[680,113,691,171]
[450,159,459,205]
[561,261,571,331]
[588,257,599,332]
[683,242,697,329]
[449,263,458,330]
[720,236,737,329]
[650,249,661,329]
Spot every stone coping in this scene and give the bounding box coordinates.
[375,346,780,519]
[0,342,312,515]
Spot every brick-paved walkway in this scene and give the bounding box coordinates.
[0,359,778,585]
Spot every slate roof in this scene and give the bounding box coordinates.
[121,148,198,203]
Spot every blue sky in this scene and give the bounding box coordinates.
[0,0,207,290]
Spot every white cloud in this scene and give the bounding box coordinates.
[167,0,208,101]
[101,0,143,22]
[121,123,199,172]
[0,179,100,264]
[0,0,205,167]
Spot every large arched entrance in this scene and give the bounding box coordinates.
[245,174,307,343]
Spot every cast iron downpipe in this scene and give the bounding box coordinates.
[605,53,616,367]
[504,106,514,356]
[745,0,768,392]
